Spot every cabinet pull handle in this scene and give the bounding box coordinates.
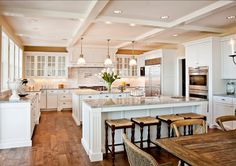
[221,99,225,101]
[63,96,66,98]
[105,95,109,97]
[88,96,92,98]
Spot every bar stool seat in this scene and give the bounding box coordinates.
[105,118,135,165]
[157,114,184,137]
[176,112,206,119]
[131,116,161,149]
[106,119,134,128]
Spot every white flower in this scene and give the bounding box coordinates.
[101,69,106,73]
[112,68,115,72]
[107,68,111,74]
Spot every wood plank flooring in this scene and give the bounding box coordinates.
[0,111,220,166]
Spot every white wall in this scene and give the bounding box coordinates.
[68,46,117,64]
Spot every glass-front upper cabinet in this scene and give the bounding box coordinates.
[25,52,67,78]
[115,55,137,77]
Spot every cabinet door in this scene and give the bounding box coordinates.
[37,56,46,76]
[26,55,36,77]
[197,42,211,66]
[214,102,234,129]
[186,45,198,67]
[221,40,236,79]
[47,56,56,76]
[40,90,47,109]
[46,90,58,109]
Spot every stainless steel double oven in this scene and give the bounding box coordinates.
[189,66,208,99]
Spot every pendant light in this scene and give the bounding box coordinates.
[229,39,236,65]
[77,37,86,65]
[104,39,113,66]
[129,41,137,66]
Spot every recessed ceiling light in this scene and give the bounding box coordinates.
[226,15,236,19]
[113,10,122,14]
[18,34,24,37]
[172,34,178,37]
[129,23,136,27]
[160,16,169,19]
[105,21,112,24]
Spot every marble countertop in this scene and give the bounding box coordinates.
[83,96,207,108]
[0,93,37,103]
[214,94,236,98]
[73,89,131,95]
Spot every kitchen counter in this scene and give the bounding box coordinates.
[0,93,38,103]
[214,94,236,98]
[73,89,131,95]
[84,96,206,109]
[81,96,208,162]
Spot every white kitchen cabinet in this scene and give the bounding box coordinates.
[40,90,47,109]
[57,89,72,111]
[116,55,137,77]
[221,37,236,79]
[25,52,68,78]
[46,90,58,109]
[213,96,235,130]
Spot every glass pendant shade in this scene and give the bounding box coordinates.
[77,37,86,65]
[129,58,137,66]
[104,39,113,66]
[129,41,137,66]
[77,55,86,65]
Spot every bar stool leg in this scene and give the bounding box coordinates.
[123,128,127,154]
[147,126,150,149]
[168,125,171,138]
[131,123,135,143]
[111,125,115,165]
[140,123,144,149]
[156,123,161,139]
[184,126,186,136]
[105,122,108,157]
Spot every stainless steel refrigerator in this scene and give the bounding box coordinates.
[145,65,161,96]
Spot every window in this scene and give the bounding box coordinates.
[15,45,19,79]
[1,31,23,91]
[1,32,9,91]
[9,39,15,81]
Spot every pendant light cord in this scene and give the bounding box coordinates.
[107,39,110,58]
[80,37,83,58]
[132,41,135,59]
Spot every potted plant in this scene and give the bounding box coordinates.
[99,68,120,92]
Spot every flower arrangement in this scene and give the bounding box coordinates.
[99,68,120,92]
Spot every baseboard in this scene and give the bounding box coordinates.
[72,114,81,126]
[0,140,32,149]
[81,138,89,155]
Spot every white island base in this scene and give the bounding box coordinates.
[81,96,208,162]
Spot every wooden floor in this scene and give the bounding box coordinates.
[0,111,220,166]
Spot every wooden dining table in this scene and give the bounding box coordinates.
[155,131,236,166]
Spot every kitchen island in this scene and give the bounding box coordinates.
[81,96,208,162]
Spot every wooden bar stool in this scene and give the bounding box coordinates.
[157,114,184,138]
[131,116,161,149]
[176,113,207,135]
[105,118,135,165]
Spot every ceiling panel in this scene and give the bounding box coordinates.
[190,5,236,28]
[84,22,155,40]
[0,1,90,13]
[100,0,215,22]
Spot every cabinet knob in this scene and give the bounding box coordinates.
[221,99,225,101]
[88,96,92,98]
[105,95,109,98]
[63,96,66,98]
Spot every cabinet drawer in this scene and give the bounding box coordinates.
[81,95,98,100]
[58,94,72,100]
[41,90,47,94]
[47,90,58,94]
[100,94,113,99]
[113,93,127,98]
[214,96,233,104]
[59,101,72,108]
[57,90,71,94]
[233,98,236,105]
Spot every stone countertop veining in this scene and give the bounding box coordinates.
[214,94,236,98]
[0,93,37,103]
[83,96,207,108]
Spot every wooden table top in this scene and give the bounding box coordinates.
[155,131,236,166]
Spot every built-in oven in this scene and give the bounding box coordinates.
[189,66,208,99]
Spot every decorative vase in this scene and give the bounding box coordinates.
[107,82,112,92]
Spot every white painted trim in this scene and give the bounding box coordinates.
[72,113,81,126]
[0,140,32,149]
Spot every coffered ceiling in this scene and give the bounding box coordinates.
[0,0,235,50]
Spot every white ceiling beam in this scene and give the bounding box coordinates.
[142,39,180,44]
[177,25,225,33]
[0,7,85,20]
[116,28,165,48]
[95,16,169,28]
[68,0,110,47]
